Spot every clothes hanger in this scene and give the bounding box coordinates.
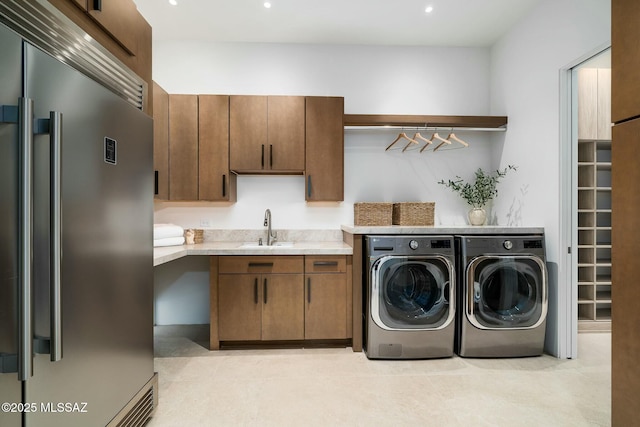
[446,132,469,147]
[386,132,419,151]
[432,132,453,151]
[402,132,431,152]
[419,133,437,153]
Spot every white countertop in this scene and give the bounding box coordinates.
[154,241,353,267]
[341,225,545,235]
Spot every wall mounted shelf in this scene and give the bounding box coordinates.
[343,114,508,131]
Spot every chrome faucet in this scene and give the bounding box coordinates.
[263,209,277,246]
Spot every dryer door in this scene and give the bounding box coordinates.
[371,255,454,330]
[466,255,547,330]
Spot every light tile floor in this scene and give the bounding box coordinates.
[148,326,611,427]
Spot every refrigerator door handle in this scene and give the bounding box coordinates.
[18,97,34,381]
[49,111,63,362]
[31,111,64,363]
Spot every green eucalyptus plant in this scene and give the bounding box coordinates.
[438,165,517,209]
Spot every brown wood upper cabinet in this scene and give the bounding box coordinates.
[305,96,345,201]
[168,95,198,200]
[69,0,87,10]
[229,95,305,173]
[153,82,169,200]
[87,0,139,55]
[612,0,640,123]
[199,95,236,201]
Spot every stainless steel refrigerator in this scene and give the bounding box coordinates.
[0,15,156,427]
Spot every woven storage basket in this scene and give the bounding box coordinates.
[392,202,435,226]
[194,229,204,244]
[354,203,393,226]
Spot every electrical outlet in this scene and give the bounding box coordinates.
[200,219,211,227]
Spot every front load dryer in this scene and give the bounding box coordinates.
[364,235,455,359]
[456,235,548,358]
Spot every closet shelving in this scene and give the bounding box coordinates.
[576,67,612,332]
[577,140,612,330]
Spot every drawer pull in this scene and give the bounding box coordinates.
[307,278,311,303]
[313,261,339,267]
[249,262,274,268]
[263,278,268,304]
[254,278,258,304]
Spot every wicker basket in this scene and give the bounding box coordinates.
[392,202,435,226]
[354,203,393,226]
[194,229,204,244]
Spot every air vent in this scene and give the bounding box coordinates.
[116,388,154,427]
[107,374,158,427]
[524,240,543,249]
[0,0,146,111]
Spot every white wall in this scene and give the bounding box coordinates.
[489,0,611,356]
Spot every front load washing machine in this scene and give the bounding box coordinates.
[456,235,548,358]
[364,235,455,359]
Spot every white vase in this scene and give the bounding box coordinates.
[468,208,486,226]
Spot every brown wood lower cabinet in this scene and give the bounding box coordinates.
[211,255,351,349]
[305,256,348,340]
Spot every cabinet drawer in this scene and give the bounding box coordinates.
[219,256,303,274]
[305,256,346,273]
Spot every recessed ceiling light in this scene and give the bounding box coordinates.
[169,0,177,5]
[264,2,272,8]
[425,5,434,13]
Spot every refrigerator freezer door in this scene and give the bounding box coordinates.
[0,22,24,427]
[24,43,154,426]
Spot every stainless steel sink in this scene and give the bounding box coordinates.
[239,241,294,249]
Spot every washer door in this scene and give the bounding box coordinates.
[466,255,547,330]
[371,255,454,330]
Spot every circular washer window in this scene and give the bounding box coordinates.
[469,257,545,328]
[376,257,451,330]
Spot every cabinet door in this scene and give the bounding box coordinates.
[199,95,236,201]
[168,95,198,200]
[597,69,612,141]
[612,0,640,123]
[578,69,598,140]
[612,118,640,426]
[218,274,262,341]
[229,95,268,172]
[268,96,305,172]
[153,82,169,200]
[87,0,138,55]
[261,274,304,340]
[305,274,348,339]
[305,97,344,201]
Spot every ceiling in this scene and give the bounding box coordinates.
[132,0,541,47]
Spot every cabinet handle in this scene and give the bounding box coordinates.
[307,278,311,304]
[261,144,265,168]
[154,171,159,196]
[313,261,338,267]
[307,175,312,198]
[254,278,258,304]
[222,174,226,198]
[263,278,268,304]
[249,262,274,268]
[93,0,102,11]
[269,144,273,168]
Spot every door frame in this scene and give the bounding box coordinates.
[559,43,610,359]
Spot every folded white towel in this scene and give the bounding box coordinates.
[154,224,185,240]
[153,236,185,247]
